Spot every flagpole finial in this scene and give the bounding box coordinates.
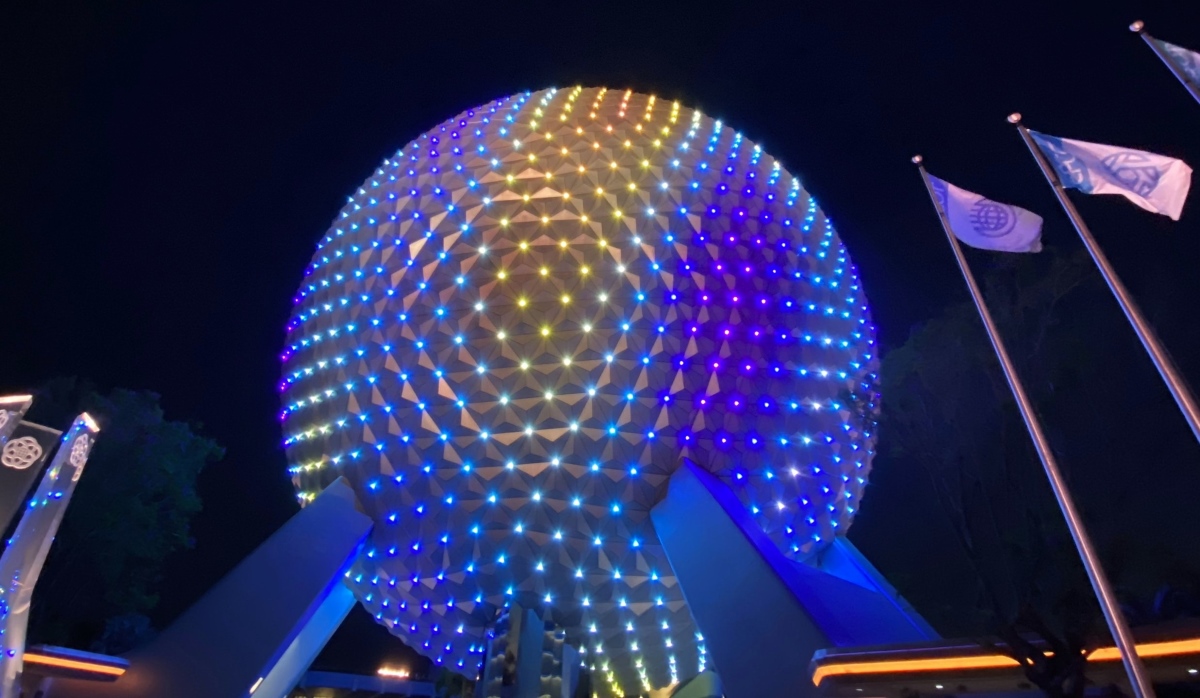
[1007,112,1022,124]
[1129,20,1144,33]
[911,155,923,165]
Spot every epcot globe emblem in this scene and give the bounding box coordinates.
[69,433,91,467]
[1102,151,1163,196]
[281,86,878,692]
[2,436,43,470]
[968,199,1018,237]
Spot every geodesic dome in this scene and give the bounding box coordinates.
[280,86,878,695]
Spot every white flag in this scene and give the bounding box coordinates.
[1031,131,1192,220]
[1154,37,1200,86]
[927,174,1043,253]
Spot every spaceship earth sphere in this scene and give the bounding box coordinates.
[281,86,879,695]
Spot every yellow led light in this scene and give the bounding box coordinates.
[563,357,572,366]
[540,267,549,276]
[522,194,531,202]
[528,154,537,162]
[519,241,529,250]
[545,172,553,180]
[653,139,661,147]
[561,294,571,304]
[592,141,600,149]
[518,297,528,307]
[627,183,636,191]
[500,218,509,226]
[542,216,550,224]
[541,327,551,337]
[623,140,631,147]
[580,266,590,275]
[641,159,649,167]
[506,174,515,183]
[562,192,570,199]
[576,127,583,134]
[559,240,568,249]
[498,271,508,279]
[497,330,507,339]
[609,162,618,169]
[596,187,604,194]
[581,215,589,222]
[635,124,643,132]
[597,237,606,246]
[560,147,568,155]
[520,361,530,370]
[613,210,623,217]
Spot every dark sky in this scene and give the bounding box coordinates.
[5,0,1200,676]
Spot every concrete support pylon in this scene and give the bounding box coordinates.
[651,460,937,698]
[41,478,371,698]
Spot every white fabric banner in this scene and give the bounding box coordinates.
[927,174,1043,253]
[1155,38,1200,87]
[1031,131,1192,220]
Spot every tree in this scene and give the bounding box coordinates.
[879,248,1107,695]
[434,667,475,698]
[22,378,223,653]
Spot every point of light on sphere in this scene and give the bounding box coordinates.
[280,86,879,694]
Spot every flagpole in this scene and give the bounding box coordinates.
[1008,113,1200,448]
[1131,21,1200,106]
[912,155,1154,698]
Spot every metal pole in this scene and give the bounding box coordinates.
[1131,20,1200,106]
[1008,113,1200,447]
[912,155,1155,698]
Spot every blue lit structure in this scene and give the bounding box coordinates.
[40,478,373,698]
[280,87,879,695]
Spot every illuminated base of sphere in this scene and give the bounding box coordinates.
[281,86,879,694]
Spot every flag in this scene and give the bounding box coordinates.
[1154,38,1200,86]
[1030,131,1193,220]
[927,174,1043,252]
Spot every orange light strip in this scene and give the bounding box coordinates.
[24,652,126,677]
[812,637,1200,685]
[81,412,101,432]
[813,654,1019,685]
[1091,638,1200,661]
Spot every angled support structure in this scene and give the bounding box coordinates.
[650,460,937,698]
[40,477,372,698]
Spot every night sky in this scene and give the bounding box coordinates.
[6,0,1200,677]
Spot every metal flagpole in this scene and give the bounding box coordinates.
[1009,113,1200,447]
[912,155,1155,698]
[1130,21,1200,106]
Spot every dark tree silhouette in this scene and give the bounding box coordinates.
[22,378,223,653]
[880,248,1110,696]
